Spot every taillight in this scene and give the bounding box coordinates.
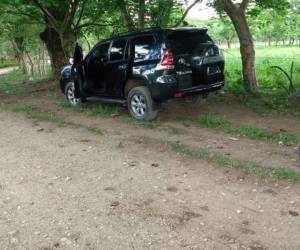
[161,49,174,66]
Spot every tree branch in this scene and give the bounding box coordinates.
[75,22,114,30]
[75,0,88,28]
[3,8,42,23]
[117,0,135,32]
[175,0,202,27]
[31,0,58,30]
[240,0,250,12]
[64,0,80,26]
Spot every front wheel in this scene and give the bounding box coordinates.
[65,82,81,106]
[128,86,158,121]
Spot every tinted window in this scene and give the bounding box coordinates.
[166,30,213,55]
[91,43,109,59]
[110,40,127,61]
[132,35,155,61]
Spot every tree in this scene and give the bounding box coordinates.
[0,4,45,75]
[211,0,289,92]
[114,0,201,32]
[1,0,110,79]
[30,0,89,78]
[217,17,236,48]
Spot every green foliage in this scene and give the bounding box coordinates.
[213,0,290,16]
[271,62,298,96]
[204,17,236,48]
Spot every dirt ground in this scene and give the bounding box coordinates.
[0,77,300,249]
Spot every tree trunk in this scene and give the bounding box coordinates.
[138,0,146,30]
[117,0,135,32]
[11,37,31,75]
[268,37,272,46]
[219,0,258,92]
[226,39,232,49]
[40,27,68,79]
[25,51,34,76]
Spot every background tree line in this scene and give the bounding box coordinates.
[203,0,300,49]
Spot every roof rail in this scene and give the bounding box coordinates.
[112,26,162,38]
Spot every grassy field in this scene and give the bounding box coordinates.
[224,46,300,91]
[223,46,300,116]
[0,61,18,69]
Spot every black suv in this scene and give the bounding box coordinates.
[60,27,225,120]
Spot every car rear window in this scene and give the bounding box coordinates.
[166,30,213,55]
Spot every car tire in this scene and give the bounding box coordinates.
[128,86,158,121]
[65,82,81,106]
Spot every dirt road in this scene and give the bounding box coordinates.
[0,67,17,76]
[0,108,300,250]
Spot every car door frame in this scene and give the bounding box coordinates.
[103,38,130,98]
[83,41,110,95]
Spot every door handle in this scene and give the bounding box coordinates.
[118,64,127,70]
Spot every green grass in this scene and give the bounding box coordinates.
[165,125,181,134]
[59,101,122,117]
[0,102,104,135]
[0,68,51,94]
[140,135,151,144]
[0,61,17,69]
[193,113,300,145]
[60,101,163,129]
[223,46,300,115]
[169,141,300,183]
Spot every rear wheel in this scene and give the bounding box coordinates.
[128,86,158,121]
[65,82,81,106]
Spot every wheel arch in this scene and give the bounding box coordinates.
[123,76,149,98]
[60,65,73,93]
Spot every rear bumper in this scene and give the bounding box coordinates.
[150,80,225,102]
[179,81,224,97]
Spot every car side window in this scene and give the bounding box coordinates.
[91,43,110,61]
[110,39,127,61]
[132,35,155,61]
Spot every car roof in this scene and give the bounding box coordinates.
[95,26,208,45]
